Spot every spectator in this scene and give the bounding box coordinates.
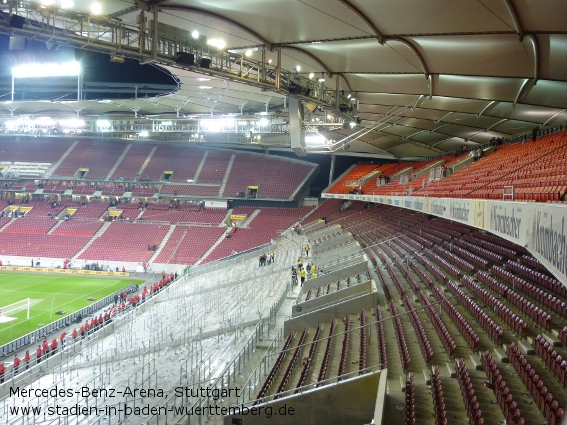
[305,244,310,257]
[13,355,20,375]
[36,346,42,364]
[300,268,306,286]
[0,362,5,383]
[24,350,30,370]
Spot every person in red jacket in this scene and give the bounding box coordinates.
[72,328,78,341]
[80,324,85,339]
[98,314,103,329]
[13,355,20,375]
[0,362,5,383]
[50,338,58,357]
[42,339,49,358]
[36,346,42,364]
[24,350,30,370]
[59,332,66,349]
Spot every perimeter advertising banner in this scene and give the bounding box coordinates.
[321,192,567,286]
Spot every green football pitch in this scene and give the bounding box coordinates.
[0,273,144,346]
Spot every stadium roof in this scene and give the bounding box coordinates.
[1,0,567,158]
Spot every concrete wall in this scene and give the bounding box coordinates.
[301,261,368,290]
[223,371,382,425]
[284,292,378,334]
[292,280,375,316]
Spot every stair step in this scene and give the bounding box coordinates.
[493,347,509,363]
[469,354,483,370]
[516,339,535,355]
[445,362,457,378]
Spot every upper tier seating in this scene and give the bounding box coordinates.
[52,140,127,179]
[140,205,227,224]
[0,138,73,164]
[413,131,567,200]
[110,143,154,180]
[223,154,314,199]
[140,146,204,182]
[325,164,379,194]
[197,151,232,183]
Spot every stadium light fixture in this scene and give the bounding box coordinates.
[308,72,314,79]
[139,130,149,137]
[244,50,253,57]
[60,0,74,8]
[90,2,102,15]
[318,73,326,82]
[191,30,199,39]
[12,61,80,78]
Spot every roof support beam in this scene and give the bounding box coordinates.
[513,78,531,107]
[503,0,524,40]
[336,0,384,44]
[525,34,539,84]
[156,5,272,48]
[486,118,508,131]
[477,100,496,118]
[542,109,565,127]
[386,38,429,78]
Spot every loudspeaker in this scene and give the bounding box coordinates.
[175,52,194,66]
[9,36,27,51]
[339,103,348,112]
[303,88,311,97]
[200,58,211,68]
[9,14,25,29]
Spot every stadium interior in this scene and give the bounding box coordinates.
[0,1,566,425]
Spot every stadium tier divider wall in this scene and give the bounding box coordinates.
[0,283,136,358]
[322,193,567,288]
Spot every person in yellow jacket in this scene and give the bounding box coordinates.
[305,244,310,257]
[300,268,306,286]
[311,271,317,279]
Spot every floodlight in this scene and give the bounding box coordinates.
[12,61,81,78]
[258,118,269,126]
[90,2,102,15]
[305,134,327,145]
[318,73,326,82]
[245,50,253,57]
[295,65,301,72]
[191,30,199,39]
[347,93,351,99]
[308,72,314,79]
[139,130,149,137]
[40,0,54,6]
[349,122,356,128]
[267,59,273,65]
[60,0,74,8]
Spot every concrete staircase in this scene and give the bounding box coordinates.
[218,154,235,197]
[148,224,176,263]
[240,208,262,227]
[194,228,229,266]
[46,219,64,235]
[105,143,132,180]
[72,221,111,260]
[0,217,15,231]
[193,150,209,183]
[47,140,79,177]
[137,146,158,177]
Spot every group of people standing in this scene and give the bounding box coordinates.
[258,251,275,266]
[291,244,318,286]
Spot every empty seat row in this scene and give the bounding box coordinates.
[317,320,336,385]
[507,259,567,304]
[431,365,448,425]
[446,281,504,344]
[481,351,525,425]
[418,291,456,357]
[359,311,367,374]
[374,306,387,369]
[532,335,567,388]
[456,359,485,425]
[390,301,411,371]
[432,285,480,350]
[403,296,433,363]
[405,373,415,425]
[274,329,308,399]
[506,343,564,424]
[337,316,351,380]
[255,332,295,403]
[460,275,528,336]
[295,324,322,392]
